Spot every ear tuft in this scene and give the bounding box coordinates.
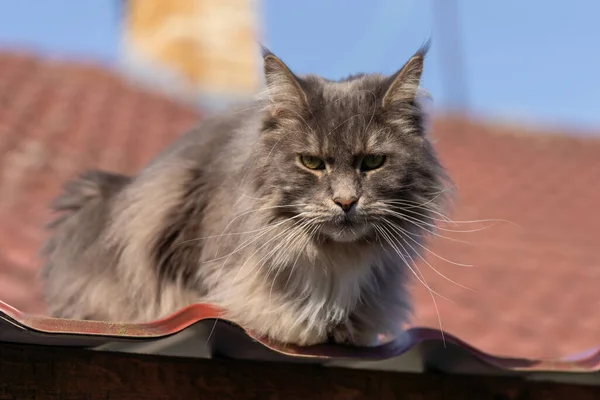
[262,47,307,114]
[382,42,429,108]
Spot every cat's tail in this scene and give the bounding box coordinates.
[45,170,131,229]
[40,170,131,276]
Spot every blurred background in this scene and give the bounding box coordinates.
[0,0,598,360]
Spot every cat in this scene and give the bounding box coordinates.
[40,44,451,347]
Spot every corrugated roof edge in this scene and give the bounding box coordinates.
[2,300,600,383]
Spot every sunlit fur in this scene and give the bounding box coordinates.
[41,45,451,347]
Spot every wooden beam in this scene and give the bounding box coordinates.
[0,342,599,399]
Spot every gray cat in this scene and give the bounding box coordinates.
[40,44,451,347]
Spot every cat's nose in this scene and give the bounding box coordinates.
[333,197,358,212]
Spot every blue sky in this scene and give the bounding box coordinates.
[0,0,598,132]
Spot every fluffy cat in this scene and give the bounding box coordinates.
[40,44,451,347]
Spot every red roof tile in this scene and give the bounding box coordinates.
[412,117,600,358]
[0,52,198,316]
[0,52,599,360]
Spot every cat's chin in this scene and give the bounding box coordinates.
[320,223,372,243]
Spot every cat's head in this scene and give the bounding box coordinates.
[253,44,451,245]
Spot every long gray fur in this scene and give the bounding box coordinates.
[41,44,451,346]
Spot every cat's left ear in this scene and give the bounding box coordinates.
[382,42,429,108]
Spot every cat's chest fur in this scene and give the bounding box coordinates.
[203,238,384,344]
[297,242,380,308]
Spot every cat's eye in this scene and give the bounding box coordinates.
[300,155,325,170]
[360,155,386,171]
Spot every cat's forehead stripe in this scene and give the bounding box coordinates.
[321,76,383,105]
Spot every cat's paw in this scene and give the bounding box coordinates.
[331,323,382,347]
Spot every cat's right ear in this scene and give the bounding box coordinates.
[381,42,429,109]
[261,46,308,116]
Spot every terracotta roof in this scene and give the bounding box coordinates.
[413,117,600,359]
[0,52,599,360]
[0,52,198,314]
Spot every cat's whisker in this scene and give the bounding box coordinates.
[376,224,431,294]
[267,221,324,321]
[204,219,305,346]
[44,44,455,350]
[376,223,446,346]
[237,220,315,321]
[375,212,471,245]
[229,219,306,287]
[269,239,303,310]
[179,208,311,246]
[260,232,298,289]
[201,213,309,264]
[201,214,311,342]
[383,201,517,228]
[218,204,311,236]
[395,227,473,268]
[282,221,322,292]
[267,218,318,309]
[179,223,285,245]
[383,204,450,225]
[390,205,504,232]
[380,186,501,220]
[238,189,282,201]
[270,219,317,270]
[380,194,449,213]
[211,216,310,271]
[383,208,497,234]
[263,218,315,281]
[379,199,451,222]
[397,188,452,209]
[374,224,450,302]
[382,219,474,291]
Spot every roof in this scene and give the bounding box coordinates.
[414,116,600,359]
[0,52,198,312]
[4,300,600,385]
[0,52,599,360]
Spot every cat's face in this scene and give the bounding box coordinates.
[254,46,449,245]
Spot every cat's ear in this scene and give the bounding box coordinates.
[262,46,308,115]
[382,43,429,108]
